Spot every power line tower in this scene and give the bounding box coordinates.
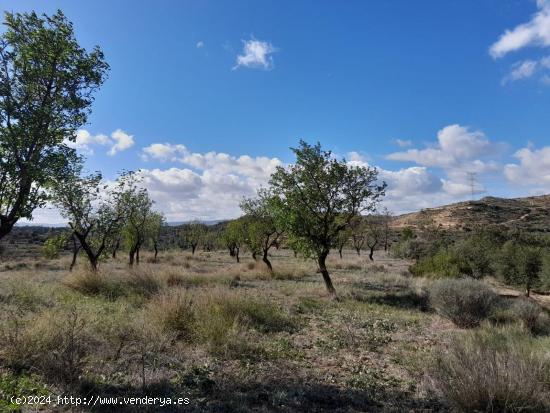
[466,172,476,200]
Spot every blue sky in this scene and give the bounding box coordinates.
[2,0,550,222]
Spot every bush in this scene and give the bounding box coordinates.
[0,306,95,389]
[410,249,463,278]
[147,290,195,340]
[429,326,550,412]
[429,278,497,327]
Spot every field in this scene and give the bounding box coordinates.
[2,246,550,412]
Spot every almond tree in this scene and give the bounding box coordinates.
[240,190,284,272]
[52,162,126,271]
[0,10,108,240]
[269,141,385,297]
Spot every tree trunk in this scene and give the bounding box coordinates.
[369,246,375,261]
[252,251,257,260]
[70,236,80,272]
[355,247,361,256]
[154,241,158,262]
[136,246,140,265]
[318,251,336,298]
[191,244,196,255]
[262,249,273,272]
[235,247,240,263]
[129,249,135,267]
[338,248,343,259]
[112,238,120,259]
[74,232,99,272]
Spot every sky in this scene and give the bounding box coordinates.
[2,0,550,223]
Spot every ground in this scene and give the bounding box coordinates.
[0,248,482,412]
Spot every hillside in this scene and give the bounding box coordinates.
[392,195,550,232]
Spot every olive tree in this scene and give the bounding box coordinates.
[269,141,385,296]
[0,10,108,240]
[240,190,284,272]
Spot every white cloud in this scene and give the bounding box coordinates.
[490,0,550,58]
[504,145,550,187]
[63,130,110,155]
[135,144,283,221]
[387,124,499,178]
[64,129,135,156]
[394,139,412,148]
[108,129,135,156]
[233,38,277,70]
[141,143,188,162]
[196,41,204,48]
[504,60,538,83]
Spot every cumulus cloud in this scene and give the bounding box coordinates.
[63,130,110,155]
[233,38,277,70]
[386,124,500,179]
[108,129,135,156]
[141,143,188,162]
[490,0,550,59]
[64,129,135,156]
[504,145,550,188]
[135,143,283,221]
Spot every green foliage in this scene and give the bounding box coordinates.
[0,372,51,412]
[270,141,386,260]
[41,234,67,259]
[496,241,543,294]
[429,278,497,327]
[0,10,108,238]
[409,249,463,278]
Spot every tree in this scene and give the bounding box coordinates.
[0,10,108,240]
[349,216,366,256]
[146,212,165,263]
[364,215,384,261]
[240,190,284,272]
[335,228,351,259]
[222,218,246,263]
[270,141,385,297]
[42,233,67,259]
[52,162,126,271]
[180,222,205,255]
[119,174,154,266]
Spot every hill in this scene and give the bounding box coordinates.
[392,195,550,232]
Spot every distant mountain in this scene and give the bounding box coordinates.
[392,195,550,232]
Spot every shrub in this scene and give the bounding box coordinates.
[429,326,550,412]
[0,306,95,388]
[429,278,497,327]
[64,270,125,299]
[410,249,462,278]
[147,290,195,340]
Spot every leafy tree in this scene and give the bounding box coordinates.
[180,222,206,254]
[364,215,383,261]
[0,10,108,240]
[222,218,246,262]
[51,162,126,271]
[42,233,67,259]
[119,173,154,266]
[240,190,284,272]
[146,212,165,262]
[335,228,351,259]
[350,216,366,256]
[270,141,385,296]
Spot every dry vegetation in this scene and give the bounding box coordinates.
[1,248,549,412]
